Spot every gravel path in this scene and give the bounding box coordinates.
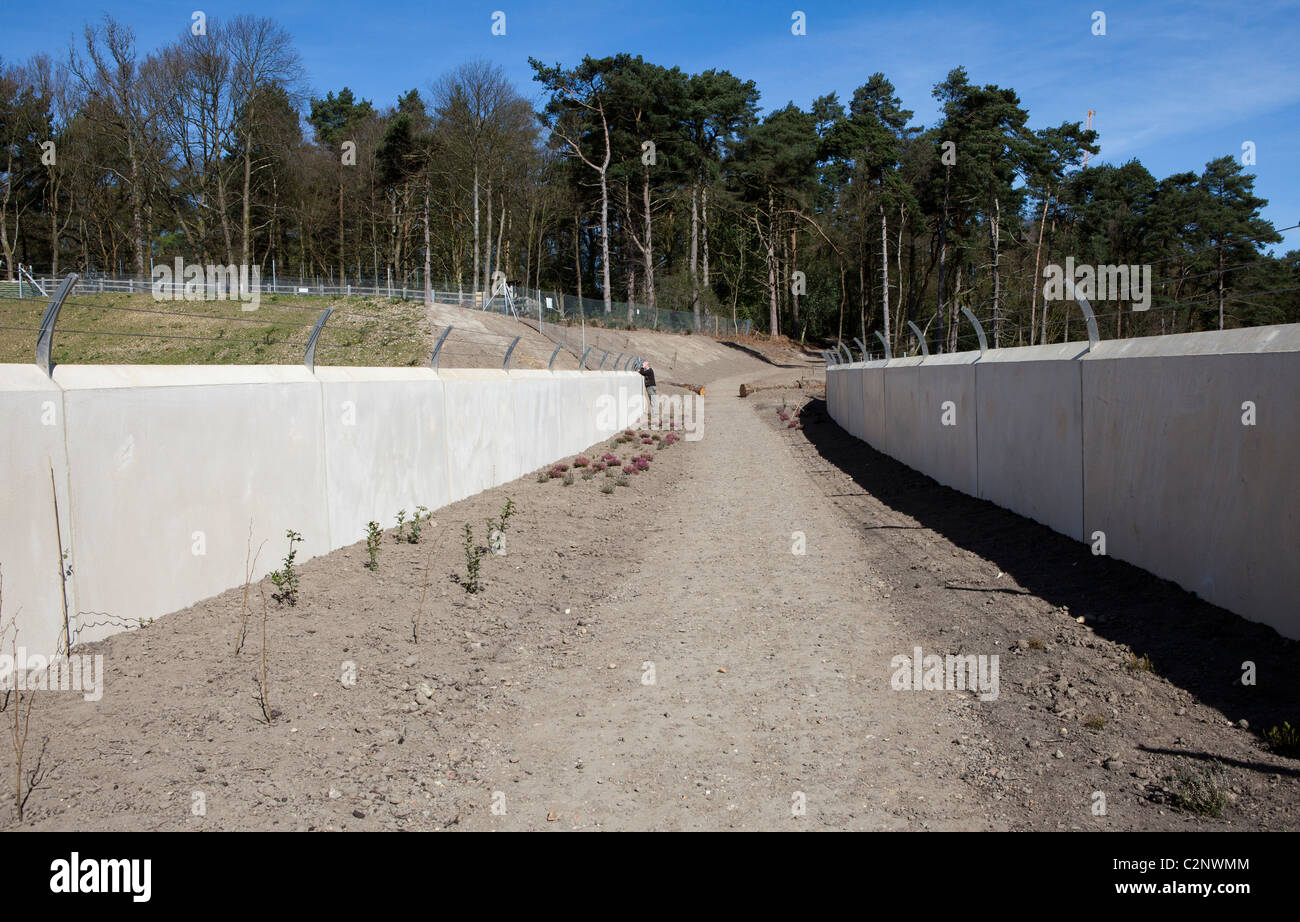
[458,370,994,830]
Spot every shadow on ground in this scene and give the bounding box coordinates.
[798,397,1300,749]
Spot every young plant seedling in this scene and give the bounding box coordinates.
[365,521,382,571]
[407,506,430,544]
[450,523,487,593]
[394,509,408,543]
[269,530,302,607]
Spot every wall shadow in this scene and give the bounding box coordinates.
[799,397,1300,746]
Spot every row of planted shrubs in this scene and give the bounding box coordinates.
[535,428,683,493]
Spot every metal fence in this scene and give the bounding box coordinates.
[0,273,655,373]
[2,269,753,340]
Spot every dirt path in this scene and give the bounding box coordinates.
[459,370,994,830]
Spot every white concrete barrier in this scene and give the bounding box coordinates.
[825,325,1300,638]
[0,366,75,656]
[976,343,1088,541]
[882,352,979,496]
[316,367,450,549]
[1080,328,1300,639]
[54,365,331,645]
[0,363,636,657]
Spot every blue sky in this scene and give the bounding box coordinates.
[5,0,1298,251]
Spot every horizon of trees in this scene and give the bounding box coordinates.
[1,13,1297,348]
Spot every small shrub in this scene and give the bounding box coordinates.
[1127,653,1154,672]
[563,473,575,486]
[364,521,381,571]
[1084,714,1107,731]
[582,469,596,481]
[622,465,636,474]
[605,467,618,478]
[1027,637,1046,651]
[451,523,487,593]
[574,456,590,468]
[1265,721,1300,758]
[1171,766,1226,817]
[407,505,430,544]
[600,482,615,494]
[616,475,630,487]
[536,470,550,483]
[394,509,407,543]
[269,530,302,607]
[549,467,564,479]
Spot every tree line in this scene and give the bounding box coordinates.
[1,13,1296,346]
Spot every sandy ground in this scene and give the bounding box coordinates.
[3,350,1297,831]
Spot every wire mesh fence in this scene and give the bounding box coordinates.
[0,273,628,372]
[2,270,753,336]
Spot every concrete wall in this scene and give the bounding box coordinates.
[0,366,74,657]
[824,325,1300,639]
[0,364,639,655]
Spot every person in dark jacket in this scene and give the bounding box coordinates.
[638,361,657,424]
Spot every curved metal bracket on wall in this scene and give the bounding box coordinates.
[613,352,624,370]
[852,337,868,362]
[598,350,610,370]
[837,343,852,364]
[906,321,929,357]
[873,330,892,360]
[959,306,988,357]
[304,307,333,372]
[822,350,836,366]
[1063,279,1101,351]
[579,345,593,369]
[547,342,564,371]
[502,336,521,370]
[430,325,453,370]
[36,272,78,377]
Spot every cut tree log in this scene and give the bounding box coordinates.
[739,379,824,397]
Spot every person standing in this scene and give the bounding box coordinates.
[638,360,657,425]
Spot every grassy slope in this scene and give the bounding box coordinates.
[0,292,433,367]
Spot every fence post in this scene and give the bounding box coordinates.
[906,321,929,358]
[502,336,521,371]
[1063,278,1101,351]
[959,306,989,356]
[304,308,334,372]
[430,325,453,370]
[35,273,78,377]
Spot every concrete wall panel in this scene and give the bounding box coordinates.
[976,344,1088,540]
[316,367,450,549]
[440,369,520,503]
[1082,336,1300,637]
[55,365,329,644]
[882,354,978,495]
[0,366,75,656]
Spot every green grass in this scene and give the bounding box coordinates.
[0,291,432,367]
